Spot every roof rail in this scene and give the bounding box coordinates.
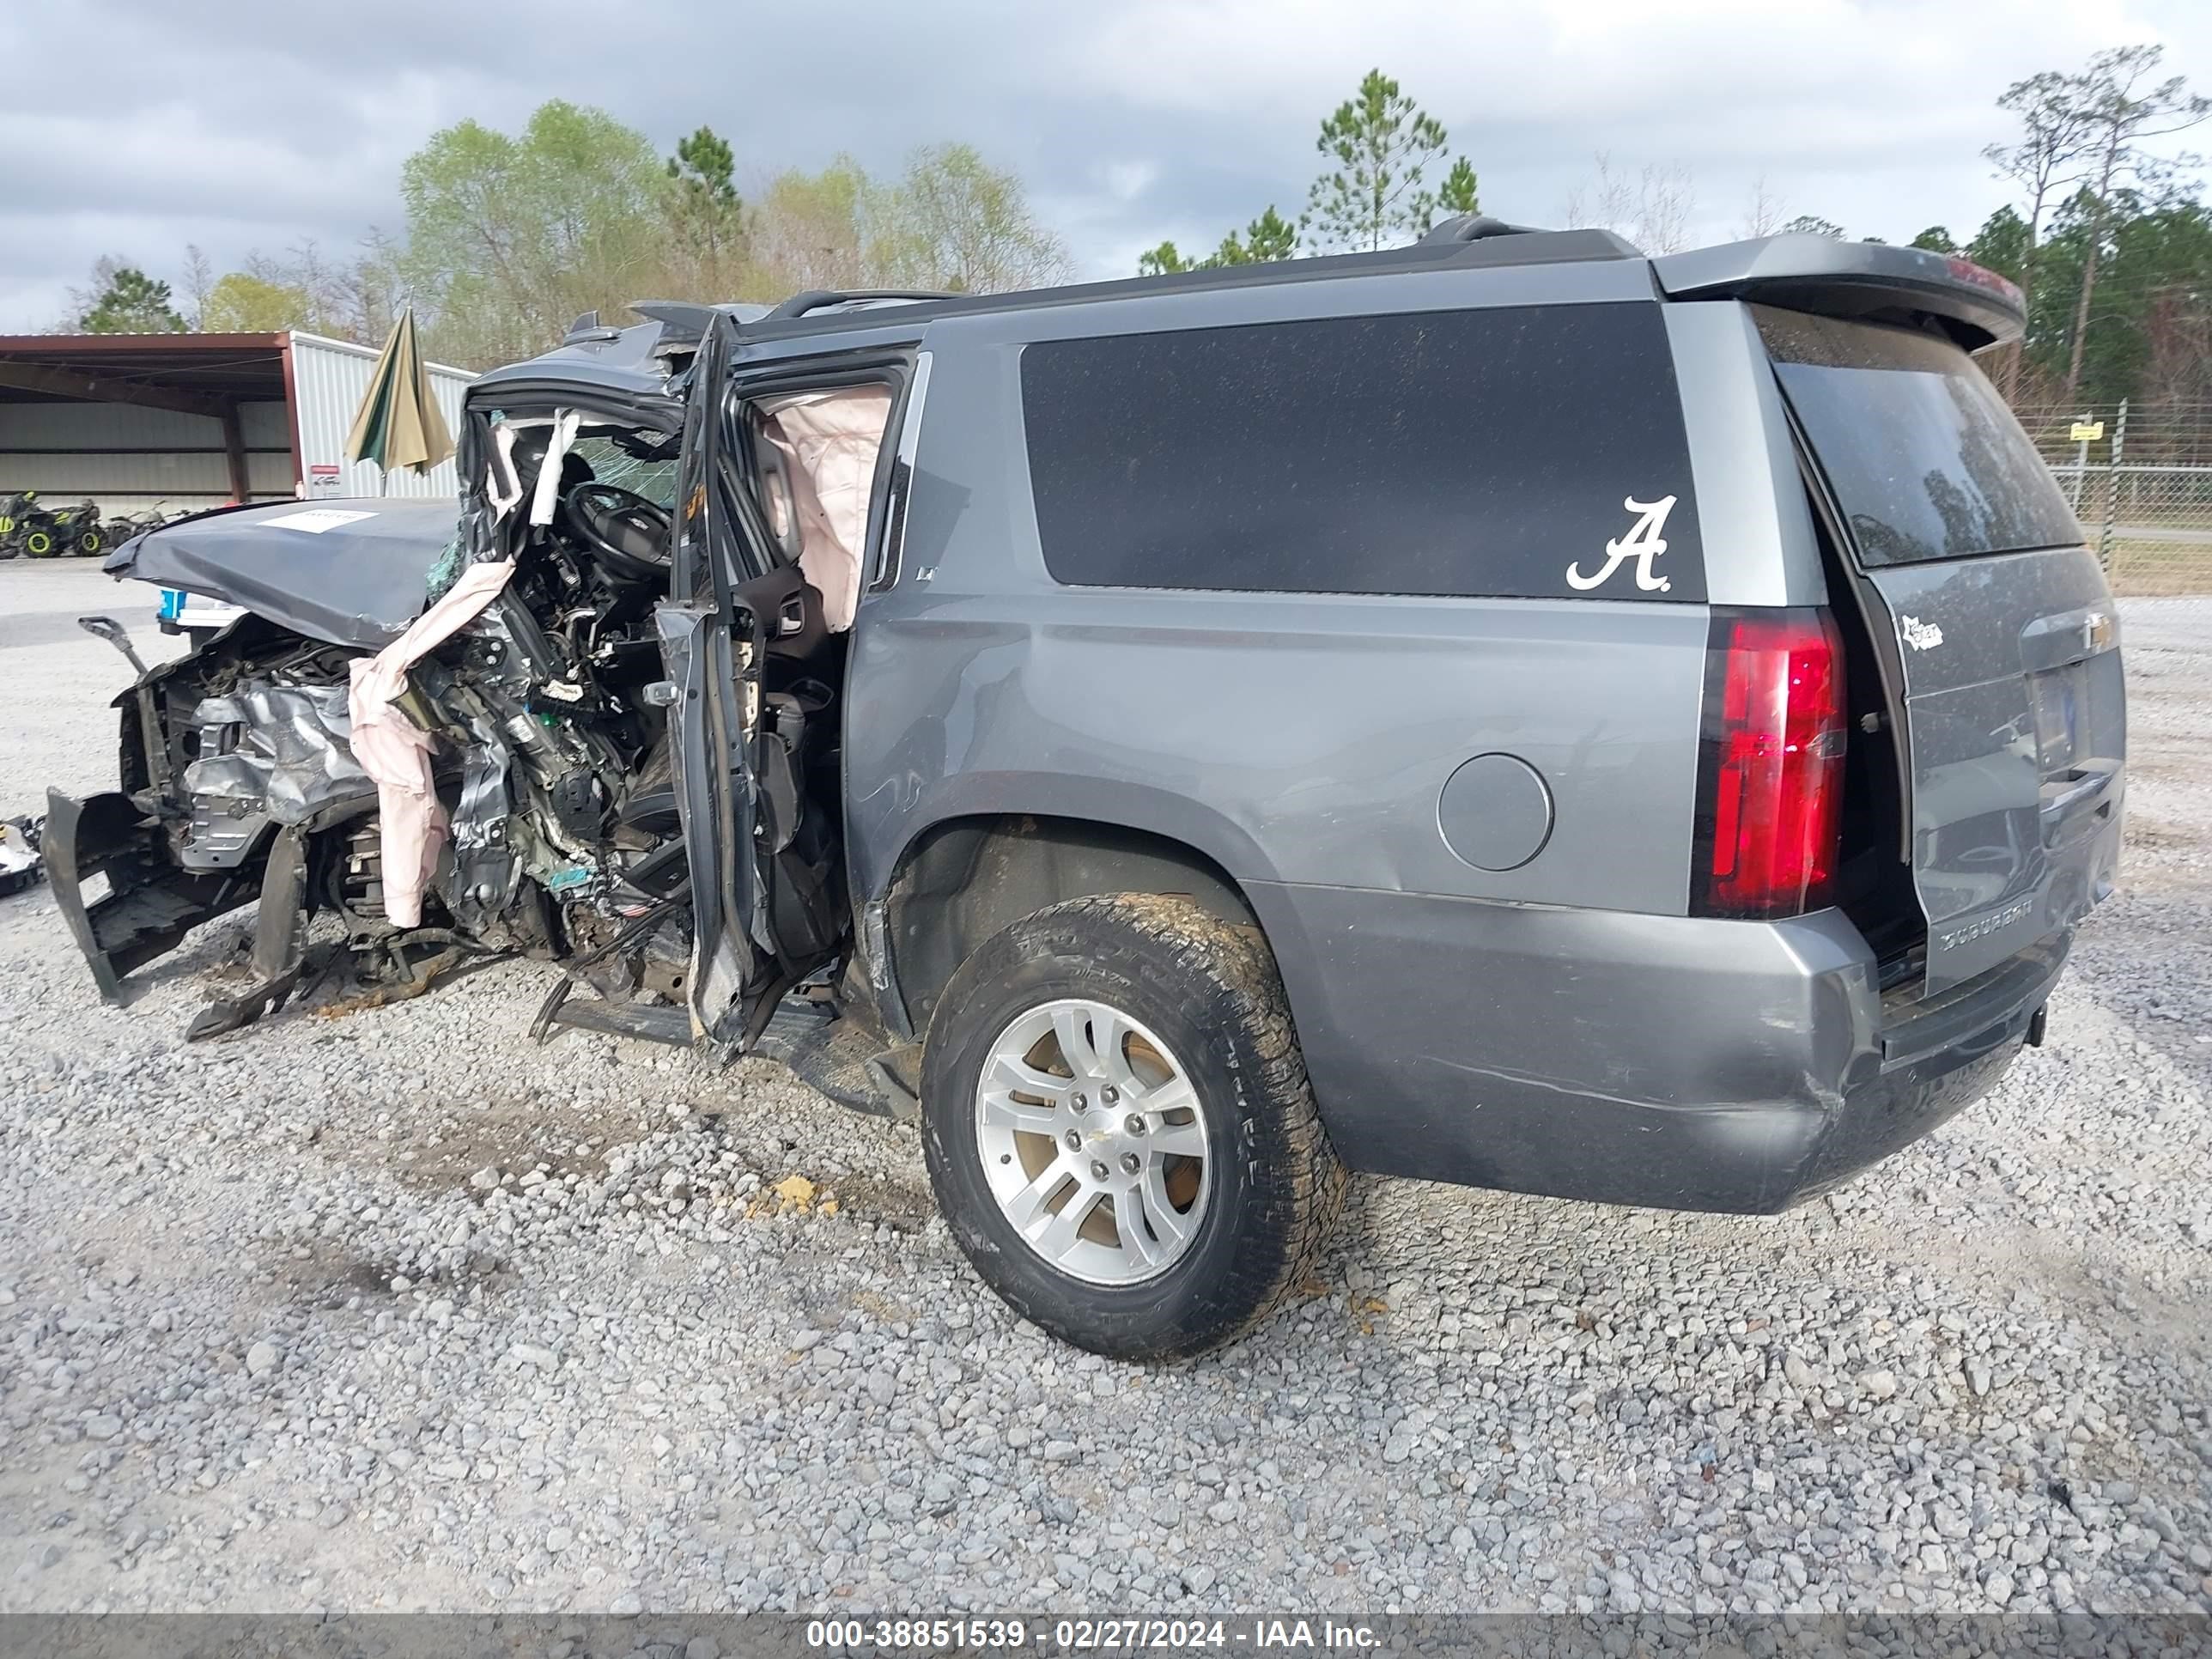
[562,308,624,346]
[1420,215,1546,246]
[764,289,958,322]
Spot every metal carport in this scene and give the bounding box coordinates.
[0,331,470,516]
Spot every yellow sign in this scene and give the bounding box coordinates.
[2069,421,2106,442]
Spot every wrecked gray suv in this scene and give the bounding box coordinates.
[52,225,2125,1358]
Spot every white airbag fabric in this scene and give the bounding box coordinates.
[346,561,516,928]
[759,386,892,633]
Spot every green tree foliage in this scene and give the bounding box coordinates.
[1137,206,1298,276]
[2022,189,2212,407]
[1242,206,1298,261]
[77,264,185,333]
[668,126,737,207]
[1138,71,1479,271]
[665,125,744,281]
[750,159,873,292]
[750,148,1071,296]
[399,100,671,367]
[1137,241,1197,276]
[1437,158,1480,218]
[1910,226,1959,253]
[2051,46,2210,400]
[198,272,310,332]
[1981,46,2211,402]
[1206,208,1300,268]
[1781,215,1847,239]
[1306,70,1469,252]
[878,143,1074,293]
[1966,205,2031,282]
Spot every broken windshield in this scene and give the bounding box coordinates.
[570,434,678,509]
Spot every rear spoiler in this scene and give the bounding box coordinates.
[1652,234,2025,351]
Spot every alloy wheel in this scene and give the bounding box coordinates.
[972,997,1211,1285]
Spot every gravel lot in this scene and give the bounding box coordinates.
[3,562,2209,1619]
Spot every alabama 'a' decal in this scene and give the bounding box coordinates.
[1567,495,1677,593]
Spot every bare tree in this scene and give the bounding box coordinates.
[61,255,129,329]
[1984,70,2099,394]
[2057,45,2210,402]
[1563,153,1696,253]
[343,228,408,345]
[242,240,354,338]
[180,245,215,330]
[1735,176,1786,240]
[877,144,1073,293]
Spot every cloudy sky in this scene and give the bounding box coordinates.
[4,0,2209,330]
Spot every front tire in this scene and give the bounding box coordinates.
[920,894,1345,1360]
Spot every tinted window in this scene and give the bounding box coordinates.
[1020,305,1704,600]
[1758,307,2081,565]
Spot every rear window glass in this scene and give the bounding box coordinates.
[1757,307,2081,566]
[1020,304,1705,601]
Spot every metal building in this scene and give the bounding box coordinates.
[0,331,472,518]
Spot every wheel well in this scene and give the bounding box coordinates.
[882,814,1258,1035]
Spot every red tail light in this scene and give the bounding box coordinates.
[1692,608,1848,919]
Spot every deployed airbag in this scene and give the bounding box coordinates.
[347,560,516,929]
[759,387,892,633]
[104,499,461,651]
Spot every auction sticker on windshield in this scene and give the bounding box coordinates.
[254,508,379,533]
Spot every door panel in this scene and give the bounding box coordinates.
[660,312,772,1045]
[1857,549,2124,991]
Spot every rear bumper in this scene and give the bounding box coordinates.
[1247,881,2065,1214]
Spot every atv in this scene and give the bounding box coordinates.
[47,498,106,557]
[0,490,46,559]
[3,495,100,559]
[102,502,180,550]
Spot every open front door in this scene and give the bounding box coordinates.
[659,312,777,1048]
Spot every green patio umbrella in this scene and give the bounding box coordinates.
[345,307,454,483]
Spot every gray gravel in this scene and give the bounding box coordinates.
[3,564,2209,1617]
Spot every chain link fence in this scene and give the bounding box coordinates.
[2016,400,2212,595]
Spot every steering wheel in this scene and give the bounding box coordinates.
[562,483,672,583]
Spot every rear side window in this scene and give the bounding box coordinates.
[1020,304,1705,601]
[1757,307,2081,566]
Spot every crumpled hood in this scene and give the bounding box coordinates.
[104,498,459,652]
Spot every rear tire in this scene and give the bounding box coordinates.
[920,893,1345,1360]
